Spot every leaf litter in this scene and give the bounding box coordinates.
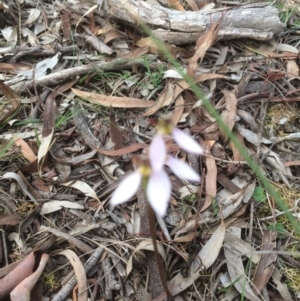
[0,0,300,300]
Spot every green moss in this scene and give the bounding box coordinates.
[44,273,60,293]
[264,103,300,137]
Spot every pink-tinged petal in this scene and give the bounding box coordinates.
[147,170,171,217]
[172,128,203,154]
[167,156,200,182]
[149,134,166,172]
[110,171,142,206]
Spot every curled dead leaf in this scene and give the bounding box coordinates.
[0,252,35,299]
[10,253,49,301]
[59,250,88,301]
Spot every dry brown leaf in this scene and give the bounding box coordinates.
[0,63,16,72]
[31,178,49,192]
[229,130,245,161]
[219,89,238,143]
[142,82,175,116]
[242,181,256,204]
[170,74,224,124]
[62,10,71,41]
[201,140,217,212]
[202,157,217,211]
[95,143,147,156]
[286,59,299,78]
[14,137,37,162]
[104,31,125,44]
[284,160,300,167]
[172,232,195,243]
[225,232,260,264]
[176,74,225,92]
[24,8,40,25]
[219,188,245,219]
[271,268,293,301]
[171,94,185,126]
[88,9,96,33]
[261,145,290,188]
[72,88,155,108]
[96,24,115,35]
[119,46,149,59]
[17,170,43,201]
[37,128,54,175]
[224,235,261,301]
[82,31,114,54]
[75,4,98,30]
[53,149,98,165]
[40,225,93,254]
[42,77,77,138]
[61,180,103,209]
[185,0,199,11]
[1,172,37,202]
[19,159,39,173]
[168,0,185,11]
[95,143,181,157]
[0,213,22,226]
[187,20,221,78]
[0,81,21,125]
[252,232,277,295]
[41,200,84,215]
[42,94,56,139]
[145,73,225,122]
[19,205,41,235]
[193,73,225,83]
[136,37,176,55]
[109,107,124,150]
[59,250,88,301]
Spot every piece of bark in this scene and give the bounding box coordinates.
[99,1,284,45]
[15,57,146,94]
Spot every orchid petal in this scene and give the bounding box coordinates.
[149,134,166,172]
[110,171,142,206]
[172,128,203,154]
[147,170,171,217]
[166,156,200,182]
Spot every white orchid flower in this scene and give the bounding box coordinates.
[156,120,203,155]
[110,129,202,217]
[171,127,203,155]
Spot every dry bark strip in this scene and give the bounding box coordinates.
[15,57,148,94]
[99,1,284,45]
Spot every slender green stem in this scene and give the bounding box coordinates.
[137,20,300,234]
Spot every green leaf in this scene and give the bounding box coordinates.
[185,194,196,203]
[268,223,287,239]
[268,223,286,234]
[252,186,266,202]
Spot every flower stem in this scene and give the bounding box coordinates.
[147,202,174,301]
